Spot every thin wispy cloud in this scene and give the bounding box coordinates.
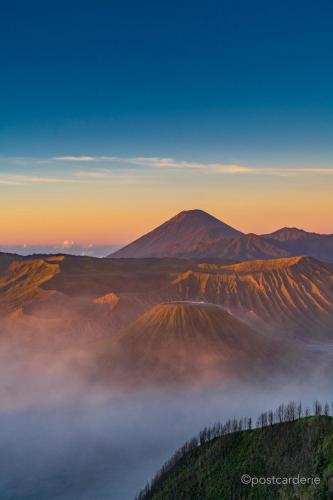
[55,155,253,172]
[0,174,89,185]
[54,155,333,176]
[1,156,333,187]
[0,179,22,185]
[54,156,97,161]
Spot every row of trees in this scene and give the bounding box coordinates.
[256,400,331,428]
[136,399,333,500]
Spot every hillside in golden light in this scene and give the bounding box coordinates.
[0,252,333,388]
[0,257,61,312]
[1,254,333,341]
[173,256,333,336]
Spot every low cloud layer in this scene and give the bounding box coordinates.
[1,329,333,499]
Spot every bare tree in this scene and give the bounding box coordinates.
[297,401,302,419]
[276,404,285,423]
[136,398,333,500]
[324,402,330,416]
[285,401,297,421]
[314,400,322,416]
[231,418,239,432]
[257,412,268,428]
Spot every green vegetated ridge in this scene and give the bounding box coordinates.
[139,416,333,500]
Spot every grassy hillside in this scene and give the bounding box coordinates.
[138,416,333,500]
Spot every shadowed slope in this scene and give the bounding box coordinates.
[110,209,243,258]
[111,210,333,261]
[109,210,302,261]
[264,227,333,262]
[0,252,24,273]
[191,233,291,260]
[264,227,322,241]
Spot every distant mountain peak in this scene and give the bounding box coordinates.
[171,208,222,220]
[264,227,321,241]
[174,208,210,216]
[160,209,237,228]
[111,209,242,258]
[109,210,333,262]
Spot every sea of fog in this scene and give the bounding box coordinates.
[1,331,333,499]
[0,374,332,500]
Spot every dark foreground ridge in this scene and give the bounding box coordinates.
[137,401,333,500]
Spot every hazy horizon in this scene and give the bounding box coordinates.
[1,205,332,249]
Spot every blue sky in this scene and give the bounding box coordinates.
[0,0,333,244]
[1,0,333,165]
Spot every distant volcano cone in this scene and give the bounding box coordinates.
[110,209,242,258]
[109,210,333,261]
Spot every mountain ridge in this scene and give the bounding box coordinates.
[263,226,323,241]
[110,209,333,261]
[1,253,332,338]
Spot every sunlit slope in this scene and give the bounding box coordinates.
[0,256,193,351]
[173,256,333,335]
[0,255,190,312]
[0,257,61,312]
[99,302,283,385]
[1,254,332,385]
[1,254,332,340]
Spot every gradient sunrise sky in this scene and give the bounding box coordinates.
[1,0,333,244]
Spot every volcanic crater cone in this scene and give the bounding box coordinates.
[99,301,281,386]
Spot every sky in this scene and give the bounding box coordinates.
[0,0,333,244]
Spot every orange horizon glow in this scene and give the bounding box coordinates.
[1,205,332,246]
[1,162,332,245]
